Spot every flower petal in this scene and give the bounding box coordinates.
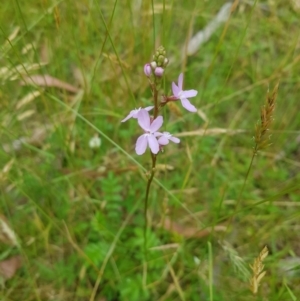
[169,136,180,143]
[145,106,154,111]
[154,132,162,137]
[178,73,183,90]
[135,135,148,155]
[147,135,160,154]
[132,111,140,119]
[183,89,198,98]
[158,136,169,145]
[137,109,151,130]
[150,116,163,132]
[181,98,197,112]
[172,82,180,97]
[121,110,134,122]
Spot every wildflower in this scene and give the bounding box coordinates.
[121,106,154,122]
[89,135,101,149]
[157,132,180,145]
[172,73,198,112]
[163,58,169,67]
[154,67,164,77]
[144,63,152,77]
[150,61,157,69]
[135,110,163,155]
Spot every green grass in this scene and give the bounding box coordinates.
[1,0,300,300]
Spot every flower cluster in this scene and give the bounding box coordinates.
[121,46,198,156]
[143,46,169,78]
[122,108,180,155]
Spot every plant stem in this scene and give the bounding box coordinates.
[143,82,159,287]
[143,152,157,287]
[153,84,159,118]
[208,241,214,301]
[144,154,157,236]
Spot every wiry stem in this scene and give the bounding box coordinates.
[144,154,157,239]
[149,81,159,118]
[153,87,159,118]
[143,83,159,287]
[223,84,278,237]
[142,45,168,287]
[144,154,157,235]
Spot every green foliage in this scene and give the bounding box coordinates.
[0,1,300,300]
[100,172,123,221]
[119,275,149,301]
[84,242,110,266]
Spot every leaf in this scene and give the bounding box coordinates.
[17,110,36,121]
[284,282,298,301]
[0,159,14,182]
[186,3,232,55]
[2,27,20,51]
[0,214,18,246]
[162,218,226,238]
[20,74,79,93]
[0,256,22,280]
[177,128,245,137]
[16,90,41,109]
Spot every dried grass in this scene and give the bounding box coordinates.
[254,84,278,154]
[249,246,269,294]
[220,241,250,281]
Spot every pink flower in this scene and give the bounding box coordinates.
[154,67,164,77]
[144,63,152,77]
[135,110,163,155]
[157,132,180,145]
[172,73,198,112]
[121,106,154,122]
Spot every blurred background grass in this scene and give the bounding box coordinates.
[1,0,300,300]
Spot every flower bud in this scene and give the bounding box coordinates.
[156,46,165,56]
[157,55,164,66]
[154,67,164,77]
[163,58,169,67]
[144,63,152,77]
[150,61,157,69]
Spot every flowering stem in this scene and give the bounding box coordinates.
[144,84,159,231]
[144,154,157,242]
[143,81,160,286]
[152,83,159,118]
[143,152,157,287]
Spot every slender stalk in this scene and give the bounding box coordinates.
[143,154,157,270]
[143,153,157,249]
[142,46,168,287]
[152,82,159,118]
[223,84,278,237]
[143,83,159,287]
[208,241,214,301]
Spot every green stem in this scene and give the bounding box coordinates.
[208,241,213,301]
[153,84,159,118]
[143,151,157,288]
[143,82,159,287]
[144,154,157,239]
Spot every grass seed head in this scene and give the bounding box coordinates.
[249,246,269,294]
[254,83,278,154]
